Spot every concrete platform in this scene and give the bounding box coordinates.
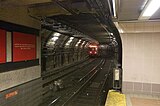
[105,90,160,106]
[105,90,126,106]
[126,93,160,106]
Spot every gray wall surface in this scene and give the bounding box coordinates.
[120,22,160,95]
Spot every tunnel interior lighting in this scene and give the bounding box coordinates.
[51,37,59,41]
[82,41,85,45]
[76,39,82,47]
[47,32,61,47]
[65,37,74,46]
[80,41,86,48]
[54,32,60,37]
[51,32,61,42]
[69,37,74,40]
[139,0,160,20]
[84,42,89,48]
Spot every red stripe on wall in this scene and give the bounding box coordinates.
[0,29,6,63]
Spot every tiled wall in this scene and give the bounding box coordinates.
[123,81,160,95]
[120,22,160,95]
[121,33,160,84]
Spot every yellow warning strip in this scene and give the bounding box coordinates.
[105,90,126,106]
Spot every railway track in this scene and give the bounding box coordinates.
[42,58,97,96]
[39,58,114,106]
[40,58,104,106]
[61,60,113,106]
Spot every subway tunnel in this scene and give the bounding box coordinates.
[0,0,160,106]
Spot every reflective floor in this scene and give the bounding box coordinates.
[126,93,160,106]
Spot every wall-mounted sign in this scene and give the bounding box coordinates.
[0,29,6,63]
[13,32,36,62]
[5,90,18,99]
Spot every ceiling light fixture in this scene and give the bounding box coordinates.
[54,32,60,37]
[112,0,116,17]
[139,0,160,20]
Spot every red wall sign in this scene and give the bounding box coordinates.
[13,32,36,62]
[5,90,18,99]
[0,29,6,63]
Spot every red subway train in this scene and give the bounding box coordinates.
[88,45,98,57]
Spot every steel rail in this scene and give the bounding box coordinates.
[61,59,105,106]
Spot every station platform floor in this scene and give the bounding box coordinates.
[125,93,160,106]
[105,90,160,106]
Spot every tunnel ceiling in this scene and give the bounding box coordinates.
[50,13,110,44]
[1,0,160,43]
[0,0,114,44]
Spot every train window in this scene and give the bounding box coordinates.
[89,48,97,51]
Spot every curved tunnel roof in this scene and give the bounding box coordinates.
[50,13,110,44]
[0,0,122,64]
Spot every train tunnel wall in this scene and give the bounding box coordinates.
[0,7,42,106]
[121,22,160,95]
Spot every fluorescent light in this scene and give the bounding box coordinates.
[75,39,82,46]
[139,0,160,20]
[70,37,74,40]
[112,0,116,17]
[65,37,74,46]
[54,32,60,37]
[51,37,59,41]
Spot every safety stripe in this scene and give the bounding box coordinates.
[105,90,126,106]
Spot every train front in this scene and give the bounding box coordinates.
[88,45,99,57]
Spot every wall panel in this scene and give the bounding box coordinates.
[0,29,6,63]
[121,32,160,95]
[13,32,36,62]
